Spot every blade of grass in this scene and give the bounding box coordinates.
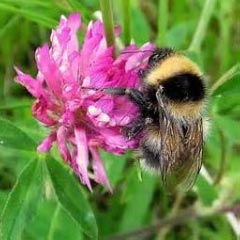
[0,15,19,39]
[99,0,115,48]
[121,0,131,46]
[213,127,227,185]
[210,63,240,95]
[218,1,234,73]
[188,0,217,52]
[1,0,52,8]
[0,3,57,27]
[157,0,169,45]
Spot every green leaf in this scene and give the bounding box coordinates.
[211,70,240,96]
[0,118,37,151]
[45,157,98,239]
[214,115,240,143]
[46,204,84,240]
[211,91,240,115]
[0,2,57,27]
[119,169,156,232]
[130,0,150,45]
[0,191,8,214]
[166,21,195,49]
[0,158,44,240]
[22,200,56,240]
[101,150,128,187]
[23,200,83,240]
[0,99,32,110]
[196,175,218,206]
[184,50,204,70]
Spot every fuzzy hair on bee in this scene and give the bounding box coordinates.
[93,47,208,191]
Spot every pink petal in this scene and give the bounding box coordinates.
[56,126,72,162]
[37,133,56,152]
[35,45,63,97]
[94,96,114,114]
[32,98,56,126]
[74,127,92,191]
[65,13,81,54]
[125,43,155,71]
[100,128,139,151]
[79,21,107,76]
[15,67,43,98]
[51,13,81,61]
[90,147,112,192]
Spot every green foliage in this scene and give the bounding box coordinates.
[0,0,240,239]
[24,201,84,240]
[195,175,218,206]
[46,156,98,239]
[119,169,156,232]
[0,159,44,240]
[0,118,37,151]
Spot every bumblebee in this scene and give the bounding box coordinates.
[107,48,207,191]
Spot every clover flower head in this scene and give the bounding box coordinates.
[16,13,155,191]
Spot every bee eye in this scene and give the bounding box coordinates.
[148,53,161,65]
[148,48,174,65]
[138,69,146,78]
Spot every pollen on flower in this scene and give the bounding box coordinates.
[109,119,116,127]
[97,112,110,123]
[64,85,73,93]
[15,12,155,191]
[59,63,68,72]
[88,106,101,116]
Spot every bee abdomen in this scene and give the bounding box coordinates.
[139,133,162,171]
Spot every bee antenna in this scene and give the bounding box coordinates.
[120,50,154,54]
[81,87,104,91]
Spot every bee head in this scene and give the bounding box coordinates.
[148,48,174,66]
[139,48,174,79]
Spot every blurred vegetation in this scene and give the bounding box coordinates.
[0,0,240,239]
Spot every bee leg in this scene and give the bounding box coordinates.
[105,87,146,105]
[156,87,171,139]
[105,87,153,111]
[122,123,144,139]
[104,87,127,96]
[122,117,153,139]
[156,87,170,118]
[145,117,154,125]
[156,87,166,108]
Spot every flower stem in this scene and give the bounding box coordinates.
[214,127,227,185]
[210,63,240,95]
[157,0,168,46]
[100,0,115,47]
[0,78,4,101]
[122,0,131,46]
[218,1,233,73]
[188,0,217,52]
[157,192,184,240]
[109,201,240,239]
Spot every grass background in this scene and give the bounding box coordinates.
[0,0,240,239]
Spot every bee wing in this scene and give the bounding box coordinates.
[171,119,203,190]
[160,116,203,192]
[156,90,203,191]
[177,118,203,190]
